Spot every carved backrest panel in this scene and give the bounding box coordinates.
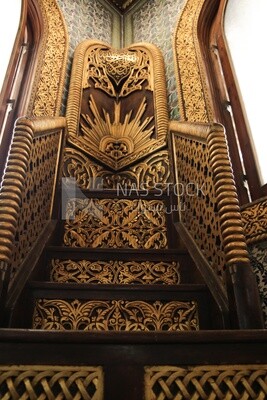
[66,40,168,171]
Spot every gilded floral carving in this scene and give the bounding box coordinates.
[63,198,168,249]
[173,0,213,122]
[50,259,180,284]
[30,0,68,116]
[63,148,170,189]
[241,199,267,244]
[33,299,199,331]
[84,46,151,97]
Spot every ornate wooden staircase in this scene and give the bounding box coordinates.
[8,189,219,332]
[1,186,266,399]
[0,39,266,399]
[1,184,266,399]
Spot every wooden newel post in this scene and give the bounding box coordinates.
[226,261,264,329]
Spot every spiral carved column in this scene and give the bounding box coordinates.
[207,123,263,328]
[0,119,34,265]
[207,124,249,266]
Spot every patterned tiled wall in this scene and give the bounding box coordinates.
[56,0,117,112]
[57,0,185,118]
[131,0,186,119]
[249,242,267,327]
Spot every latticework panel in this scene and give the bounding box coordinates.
[11,131,61,279]
[33,299,199,331]
[145,365,267,400]
[241,198,267,244]
[50,259,180,284]
[173,135,225,282]
[0,365,103,400]
[63,198,168,249]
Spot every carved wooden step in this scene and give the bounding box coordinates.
[44,248,203,285]
[16,282,212,330]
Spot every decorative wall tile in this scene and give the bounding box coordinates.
[57,0,115,111]
[132,0,186,119]
[57,0,184,119]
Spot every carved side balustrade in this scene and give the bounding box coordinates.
[0,117,66,314]
[170,120,263,327]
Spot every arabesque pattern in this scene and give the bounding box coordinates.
[173,0,213,122]
[145,365,267,400]
[0,365,103,400]
[33,299,199,331]
[241,199,267,244]
[50,259,180,284]
[63,148,170,189]
[84,47,151,97]
[30,0,68,116]
[63,198,168,249]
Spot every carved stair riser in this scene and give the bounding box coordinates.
[32,298,199,331]
[50,259,180,285]
[63,198,169,249]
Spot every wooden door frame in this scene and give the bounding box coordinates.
[198,0,266,204]
[0,0,44,181]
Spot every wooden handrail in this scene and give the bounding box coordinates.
[19,116,66,135]
[169,120,220,141]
